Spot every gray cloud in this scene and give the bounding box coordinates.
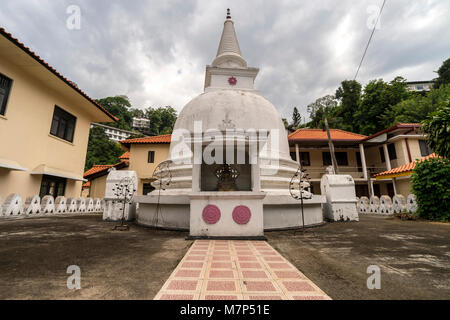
[1,0,449,121]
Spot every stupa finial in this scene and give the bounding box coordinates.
[226,8,231,20]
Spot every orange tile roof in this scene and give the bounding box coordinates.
[119,151,130,160]
[83,165,114,178]
[376,153,439,178]
[0,27,117,122]
[121,134,172,145]
[82,181,91,188]
[364,123,421,141]
[288,129,367,142]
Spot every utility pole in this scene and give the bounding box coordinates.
[324,117,339,174]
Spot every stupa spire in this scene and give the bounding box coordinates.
[212,8,247,68]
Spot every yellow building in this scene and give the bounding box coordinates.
[83,135,171,197]
[0,27,117,201]
[288,123,432,198]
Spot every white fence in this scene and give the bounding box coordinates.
[356,194,418,215]
[0,194,105,219]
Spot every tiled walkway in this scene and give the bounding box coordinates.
[154,240,331,300]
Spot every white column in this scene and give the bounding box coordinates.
[295,144,300,166]
[192,164,201,192]
[251,148,261,192]
[383,144,392,171]
[359,144,368,180]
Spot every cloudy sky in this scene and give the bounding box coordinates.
[1,0,449,120]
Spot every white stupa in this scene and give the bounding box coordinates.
[134,9,325,236]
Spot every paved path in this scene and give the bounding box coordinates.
[154,240,330,300]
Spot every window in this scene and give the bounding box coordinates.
[39,175,66,199]
[379,147,385,163]
[0,73,13,116]
[50,106,77,142]
[322,152,348,166]
[300,152,311,166]
[290,152,297,162]
[388,144,397,160]
[148,151,155,163]
[356,152,362,172]
[419,140,432,157]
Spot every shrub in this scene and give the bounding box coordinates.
[411,157,450,221]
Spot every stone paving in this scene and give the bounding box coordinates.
[154,240,331,300]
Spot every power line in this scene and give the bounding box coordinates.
[354,0,387,80]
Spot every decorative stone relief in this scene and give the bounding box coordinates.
[25,195,41,215]
[379,195,393,215]
[406,194,418,214]
[86,198,94,212]
[77,198,87,213]
[94,199,102,212]
[55,196,67,214]
[67,198,77,213]
[3,194,24,216]
[41,196,55,214]
[232,205,252,225]
[369,196,380,214]
[202,205,221,224]
[393,195,406,214]
[358,197,369,214]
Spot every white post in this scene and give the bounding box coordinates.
[392,178,397,196]
[383,144,392,171]
[359,144,368,180]
[192,163,201,192]
[295,144,300,165]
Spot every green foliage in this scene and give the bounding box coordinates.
[411,157,450,221]
[306,95,341,129]
[292,107,301,128]
[434,57,450,89]
[357,77,410,135]
[84,127,124,171]
[335,80,362,132]
[422,98,450,158]
[96,96,133,130]
[145,106,177,135]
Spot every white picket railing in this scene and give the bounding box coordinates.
[0,194,105,219]
[358,194,418,215]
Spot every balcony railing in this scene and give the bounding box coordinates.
[300,166,388,180]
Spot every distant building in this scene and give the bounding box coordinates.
[90,123,136,142]
[132,117,150,130]
[406,81,434,93]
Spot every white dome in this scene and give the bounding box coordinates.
[171,89,290,160]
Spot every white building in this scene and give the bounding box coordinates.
[91,123,136,143]
[132,117,150,130]
[406,81,434,92]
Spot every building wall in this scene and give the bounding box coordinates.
[89,175,108,199]
[128,144,170,195]
[0,54,109,200]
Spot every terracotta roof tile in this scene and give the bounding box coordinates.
[121,134,172,145]
[376,153,439,177]
[288,129,367,142]
[0,27,117,122]
[83,165,114,178]
[82,181,91,188]
[119,151,130,160]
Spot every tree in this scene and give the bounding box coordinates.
[96,96,133,130]
[145,106,177,135]
[292,107,301,128]
[422,96,450,158]
[335,80,362,132]
[357,77,410,135]
[433,57,450,89]
[306,95,341,129]
[130,108,145,119]
[84,127,125,171]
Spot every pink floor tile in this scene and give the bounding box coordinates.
[205,295,239,300]
[243,281,277,292]
[175,269,202,278]
[273,271,304,279]
[242,270,268,279]
[160,294,194,300]
[181,262,204,268]
[239,262,262,269]
[292,296,326,300]
[282,281,316,292]
[238,256,257,261]
[167,280,199,291]
[209,270,235,279]
[211,262,233,269]
[206,280,236,292]
[267,262,293,269]
[248,295,284,300]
